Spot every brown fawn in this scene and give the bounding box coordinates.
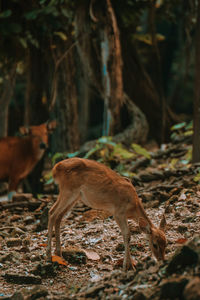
[47,158,167,271]
[0,121,56,200]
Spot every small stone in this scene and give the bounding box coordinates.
[177,225,188,233]
[62,247,87,265]
[31,262,58,278]
[167,236,200,274]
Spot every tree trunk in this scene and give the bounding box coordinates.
[112,93,148,145]
[75,0,124,138]
[149,0,166,144]
[0,66,16,137]
[24,46,49,126]
[53,47,80,152]
[192,0,200,163]
[122,39,178,144]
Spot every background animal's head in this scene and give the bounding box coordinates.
[19,120,57,149]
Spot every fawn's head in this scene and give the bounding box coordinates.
[20,120,57,149]
[139,214,167,261]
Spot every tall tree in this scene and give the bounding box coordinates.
[192,0,200,162]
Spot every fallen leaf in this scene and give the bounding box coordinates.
[175,238,188,244]
[38,243,47,247]
[52,255,68,266]
[82,249,100,260]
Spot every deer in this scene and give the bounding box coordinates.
[0,120,56,200]
[47,157,167,271]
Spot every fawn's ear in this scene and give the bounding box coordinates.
[159,214,167,232]
[19,126,30,135]
[138,218,152,234]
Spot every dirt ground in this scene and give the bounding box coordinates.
[0,140,200,299]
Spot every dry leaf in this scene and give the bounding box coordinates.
[83,249,100,260]
[52,255,68,266]
[38,243,47,247]
[175,238,188,244]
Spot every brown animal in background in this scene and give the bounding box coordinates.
[47,158,167,271]
[0,121,56,199]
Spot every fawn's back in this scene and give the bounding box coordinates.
[53,157,140,216]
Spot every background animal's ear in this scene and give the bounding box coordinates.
[19,126,30,135]
[159,214,167,232]
[138,217,152,234]
[47,120,57,132]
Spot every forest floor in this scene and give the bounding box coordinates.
[0,134,200,300]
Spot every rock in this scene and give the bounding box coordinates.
[3,273,41,284]
[6,238,22,247]
[62,248,87,265]
[166,236,200,274]
[177,224,188,233]
[32,262,58,278]
[183,277,200,300]
[159,276,189,299]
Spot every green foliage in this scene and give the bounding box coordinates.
[170,121,193,142]
[193,168,200,183]
[0,10,12,18]
[45,137,150,186]
[112,144,135,160]
[131,143,151,159]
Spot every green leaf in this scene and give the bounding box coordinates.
[185,121,193,130]
[0,10,12,18]
[112,144,135,159]
[98,136,116,146]
[60,7,70,18]
[54,31,68,41]
[67,151,80,158]
[44,177,54,185]
[19,38,27,48]
[52,152,66,165]
[120,171,135,178]
[131,143,151,159]
[184,130,193,136]
[193,173,200,182]
[24,10,40,20]
[171,122,186,131]
[84,144,101,159]
[184,147,192,162]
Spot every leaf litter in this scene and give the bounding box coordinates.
[0,128,200,299]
